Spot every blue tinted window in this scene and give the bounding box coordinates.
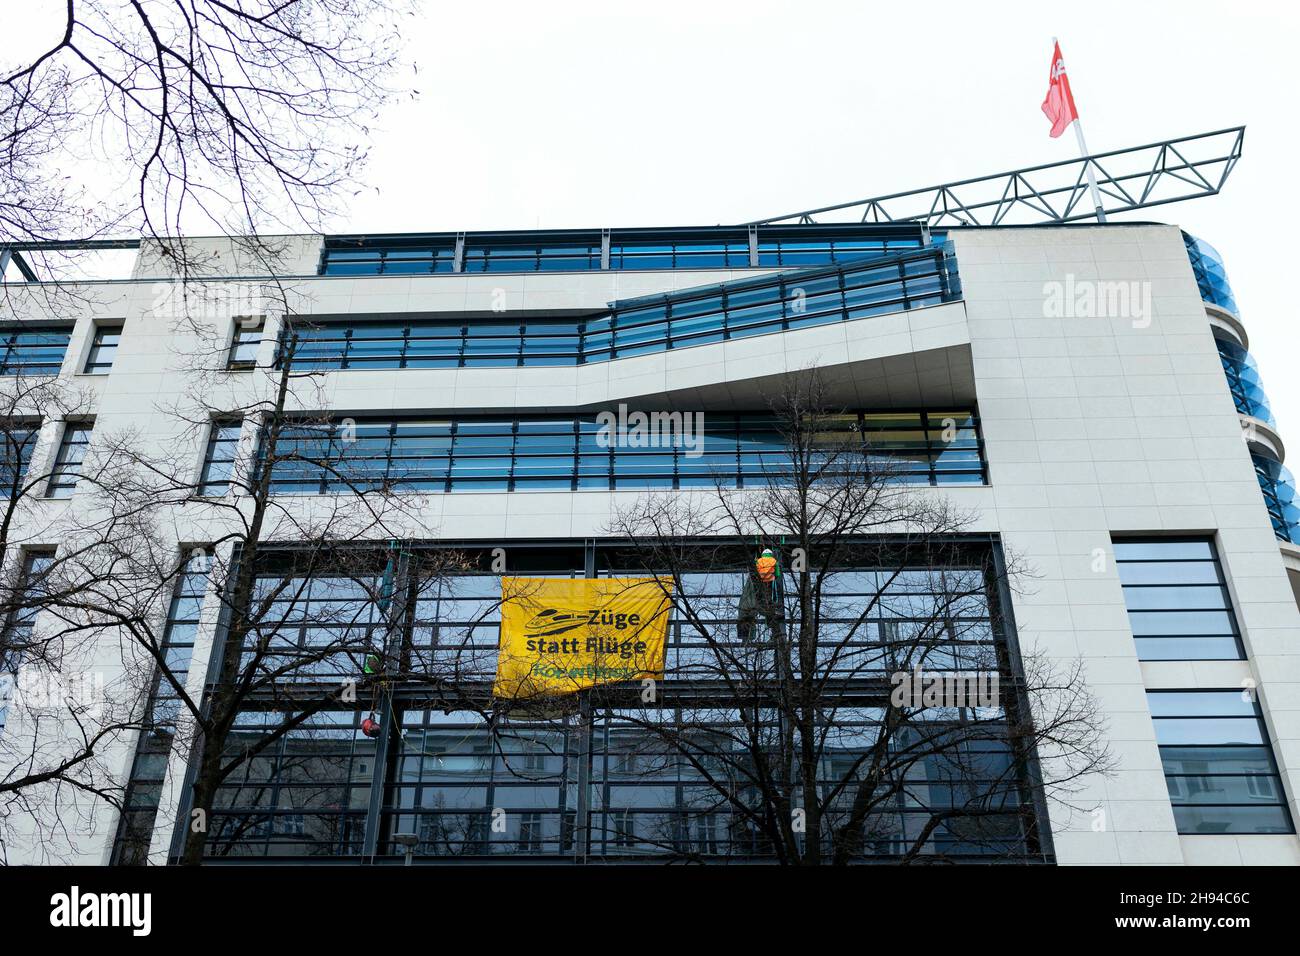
[602,245,957,360]
[0,326,72,376]
[1216,336,1274,428]
[110,550,212,864]
[609,234,753,271]
[1114,537,1242,660]
[199,421,243,496]
[320,228,942,277]
[1253,454,1300,545]
[1184,232,1238,317]
[1147,690,1293,835]
[1,425,40,495]
[47,422,94,498]
[264,410,984,495]
[757,233,930,268]
[463,244,601,273]
[322,245,455,276]
[291,245,961,371]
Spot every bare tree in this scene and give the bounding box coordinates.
[2,0,413,279]
[0,374,86,570]
[0,370,182,862]
[0,0,420,863]
[81,287,479,864]
[583,373,1114,863]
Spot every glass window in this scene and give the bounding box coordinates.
[288,244,961,372]
[110,550,212,864]
[1253,454,1300,545]
[610,234,751,271]
[602,246,955,360]
[1114,537,1243,660]
[462,243,601,273]
[108,539,1036,862]
[1216,336,1274,428]
[756,229,942,267]
[1147,690,1293,835]
[199,420,243,496]
[0,551,55,735]
[0,326,73,376]
[1184,232,1238,317]
[0,424,40,496]
[320,244,456,276]
[47,422,94,499]
[265,410,984,495]
[319,228,944,279]
[228,319,264,369]
[83,325,123,374]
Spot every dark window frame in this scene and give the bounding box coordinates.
[1,422,41,497]
[227,319,265,370]
[1148,689,1294,835]
[0,326,73,376]
[110,549,212,865]
[1113,536,1245,661]
[0,550,56,734]
[288,245,961,371]
[260,409,987,496]
[198,419,244,496]
[46,420,94,499]
[174,540,1035,862]
[83,325,123,375]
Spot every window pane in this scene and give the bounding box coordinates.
[1,326,73,375]
[260,410,983,495]
[199,421,243,495]
[1114,538,1241,660]
[84,326,123,374]
[1146,690,1294,835]
[1171,805,1293,835]
[292,244,957,370]
[47,423,94,498]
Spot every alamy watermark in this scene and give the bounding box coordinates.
[1043,274,1151,328]
[596,404,705,458]
[0,669,105,717]
[50,886,151,936]
[149,281,274,322]
[889,663,999,710]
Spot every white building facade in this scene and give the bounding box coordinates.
[1,221,1298,865]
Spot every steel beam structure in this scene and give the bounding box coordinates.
[752,127,1245,226]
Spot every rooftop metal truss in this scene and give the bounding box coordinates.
[0,238,140,283]
[753,126,1245,226]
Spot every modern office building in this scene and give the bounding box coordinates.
[1,217,1298,865]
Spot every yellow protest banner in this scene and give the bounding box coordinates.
[494,577,672,699]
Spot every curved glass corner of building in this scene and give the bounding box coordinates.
[1192,234,1298,546]
[1253,454,1300,545]
[1216,335,1277,429]
[1184,231,1239,318]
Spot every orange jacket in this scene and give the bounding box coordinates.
[755,555,778,582]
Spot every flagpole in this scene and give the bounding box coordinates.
[1054,36,1107,223]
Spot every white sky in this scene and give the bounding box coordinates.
[334,0,1300,434]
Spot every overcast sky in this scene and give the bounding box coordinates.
[323,0,1296,434]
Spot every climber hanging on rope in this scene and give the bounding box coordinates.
[738,546,784,642]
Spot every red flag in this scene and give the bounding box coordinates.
[1041,41,1079,138]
